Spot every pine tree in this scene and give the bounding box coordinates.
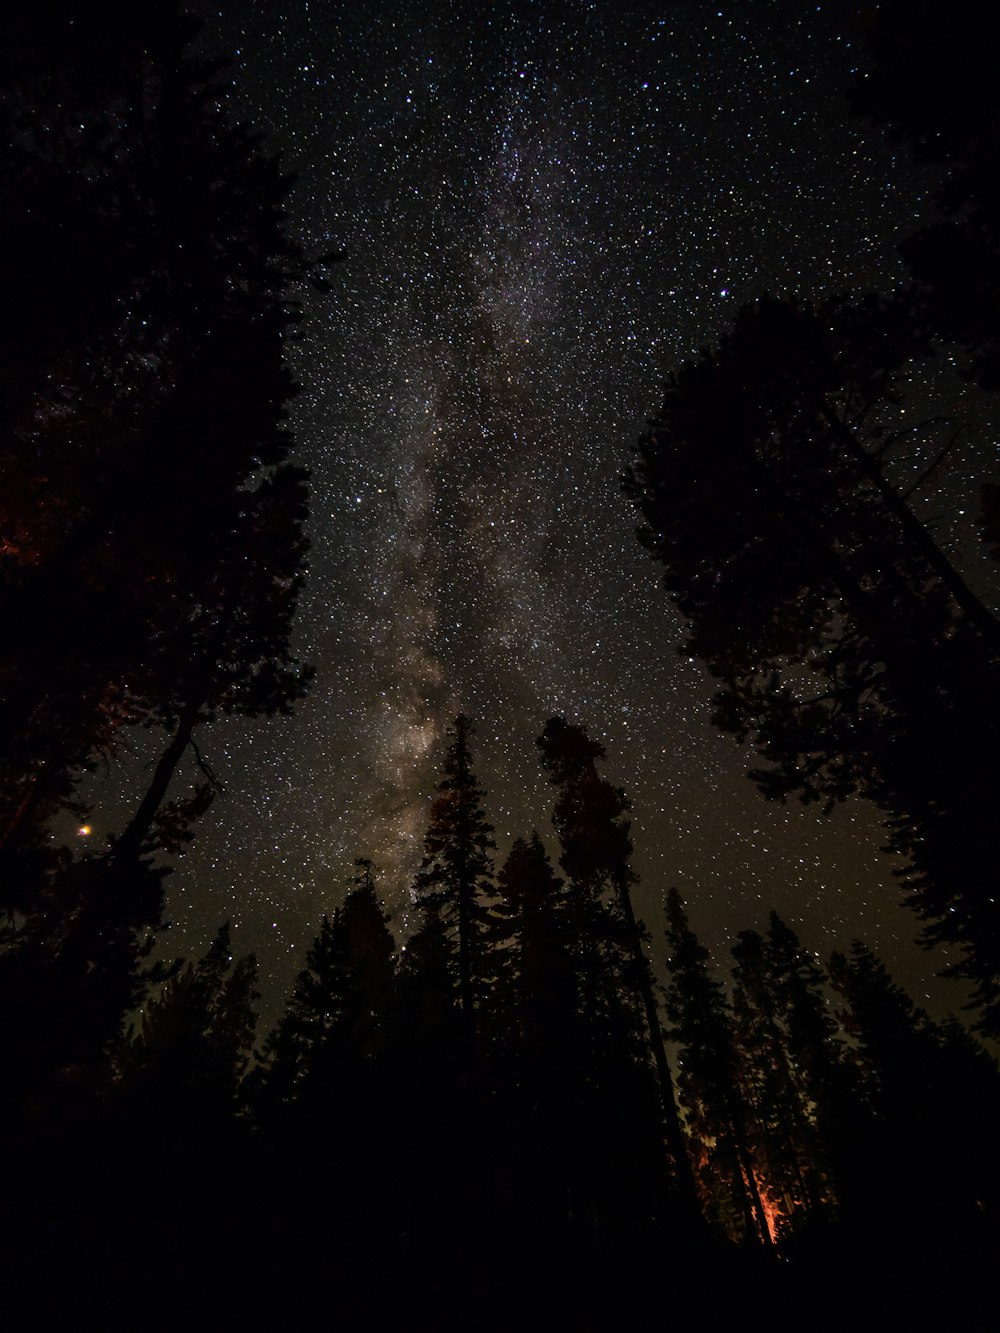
[491,832,575,1061]
[456,833,587,1252]
[396,900,459,1050]
[412,716,496,1036]
[729,927,831,1232]
[118,923,259,1133]
[538,718,699,1215]
[829,941,1000,1227]
[255,864,396,1120]
[663,889,772,1245]
[763,913,850,1194]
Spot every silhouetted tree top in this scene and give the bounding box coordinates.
[118,922,259,1124]
[828,938,1000,1218]
[255,865,396,1119]
[762,912,845,1118]
[412,716,496,1026]
[537,717,633,895]
[626,291,996,683]
[491,832,572,1047]
[494,832,565,931]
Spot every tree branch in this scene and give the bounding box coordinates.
[189,735,224,794]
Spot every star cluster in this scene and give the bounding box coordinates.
[116,0,995,1018]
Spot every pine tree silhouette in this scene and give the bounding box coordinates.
[412,716,497,1041]
[538,718,699,1216]
[664,889,773,1246]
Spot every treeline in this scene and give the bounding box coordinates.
[245,715,1000,1259]
[5,715,996,1328]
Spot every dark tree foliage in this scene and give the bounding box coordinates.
[829,941,1000,1228]
[0,0,319,1123]
[254,912,345,1114]
[0,0,316,894]
[0,853,174,1132]
[243,864,405,1310]
[535,720,638,1064]
[537,717,699,1217]
[853,0,1000,388]
[4,715,999,1327]
[486,833,601,1248]
[761,913,853,1185]
[537,718,634,895]
[117,922,259,1133]
[491,832,575,1056]
[254,861,396,1121]
[729,927,833,1230]
[664,889,772,1245]
[412,715,497,1031]
[396,899,460,1049]
[627,293,1000,1034]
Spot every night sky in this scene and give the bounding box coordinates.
[86,0,997,1022]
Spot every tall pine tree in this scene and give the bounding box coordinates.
[255,862,396,1121]
[730,927,830,1232]
[538,718,699,1215]
[412,716,496,1039]
[663,889,772,1245]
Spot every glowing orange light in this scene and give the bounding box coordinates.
[78,825,91,837]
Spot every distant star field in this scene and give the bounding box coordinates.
[87,0,998,1020]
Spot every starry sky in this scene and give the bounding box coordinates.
[88,0,998,1022]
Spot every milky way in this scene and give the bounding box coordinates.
[92,0,996,1020]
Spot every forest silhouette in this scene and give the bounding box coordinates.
[1,2,998,1329]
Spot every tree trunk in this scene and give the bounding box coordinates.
[731,1120,774,1248]
[112,692,204,865]
[614,872,701,1215]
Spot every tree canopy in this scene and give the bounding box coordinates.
[627,293,1000,1034]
